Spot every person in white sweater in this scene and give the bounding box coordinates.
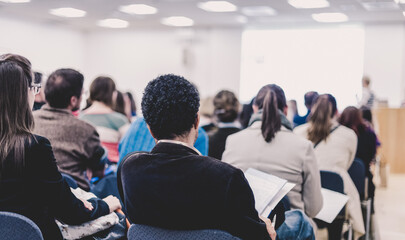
[222,84,323,222]
[294,94,365,240]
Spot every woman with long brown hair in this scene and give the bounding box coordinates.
[294,94,365,239]
[222,84,322,239]
[339,106,377,200]
[0,54,121,240]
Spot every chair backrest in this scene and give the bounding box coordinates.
[320,170,344,194]
[0,211,43,240]
[128,224,241,240]
[61,173,78,189]
[348,158,366,200]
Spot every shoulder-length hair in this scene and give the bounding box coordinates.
[0,54,34,172]
[339,106,366,135]
[307,94,337,144]
[254,84,287,142]
[89,76,116,107]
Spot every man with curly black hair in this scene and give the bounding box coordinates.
[118,74,276,240]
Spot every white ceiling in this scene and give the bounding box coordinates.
[0,0,404,30]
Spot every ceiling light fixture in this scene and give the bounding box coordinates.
[312,12,349,22]
[119,4,158,15]
[197,1,237,12]
[49,7,86,18]
[288,0,330,9]
[241,6,277,16]
[97,18,129,28]
[0,0,30,3]
[161,16,194,27]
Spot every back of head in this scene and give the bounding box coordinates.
[45,68,84,109]
[304,91,319,110]
[34,72,42,84]
[213,90,240,123]
[126,92,137,115]
[90,76,116,107]
[362,76,370,87]
[142,74,200,140]
[307,94,337,144]
[360,106,372,123]
[113,90,126,115]
[200,97,215,119]
[254,84,286,142]
[0,53,33,166]
[339,106,364,135]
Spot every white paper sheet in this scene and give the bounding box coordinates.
[315,188,349,223]
[244,168,288,214]
[261,182,296,217]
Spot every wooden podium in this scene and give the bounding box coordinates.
[374,108,405,174]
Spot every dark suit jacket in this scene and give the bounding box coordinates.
[0,135,109,240]
[209,127,241,160]
[118,141,270,240]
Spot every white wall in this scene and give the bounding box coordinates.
[1,16,404,108]
[0,17,85,76]
[83,28,242,106]
[363,24,405,107]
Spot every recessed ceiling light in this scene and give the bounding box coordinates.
[236,15,248,24]
[394,0,405,4]
[161,16,194,27]
[49,7,86,18]
[241,6,277,16]
[119,4,158,15]
[197,1,237,12]
[97,18,129,28]
[312,12,348,22]
[288,0,330,9]
[0,0,30,3]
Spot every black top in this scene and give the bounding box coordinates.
[209,127,241,160]
[118,142,270,240]
[0,135,109,240]
[355,128,377,168]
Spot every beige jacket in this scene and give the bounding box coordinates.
[294,122,365,238]
[222,122,323,218]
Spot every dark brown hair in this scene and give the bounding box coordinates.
[113,90,126,116]
[89,76,116,107]
[213,90,240,123]
[307,94,337,144]
[339,106,365,135]
[0,54,34,172]
[254,84,286,142]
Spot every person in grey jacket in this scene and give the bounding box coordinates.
[222,84,323,220]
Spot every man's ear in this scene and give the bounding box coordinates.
[146,124,158,141]
[194,112,200,130]
[69,96,78,109]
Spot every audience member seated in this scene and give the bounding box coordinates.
[293,91,319,127]
[32,71,46,111]
[222,84,323,226]
[339,106,377,200]
[118,74,276,240]
[81,76,130,164]
[294,94,365,239]
[33,69,105,191]
[124,91,137,122]
[208,90,241,160]
[239,98,255,129]
[199,96,217,135]
[113,90,127,119]
[118,117,209,162]
[0,54,121,240]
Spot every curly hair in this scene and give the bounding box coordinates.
[142,74,200,140]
